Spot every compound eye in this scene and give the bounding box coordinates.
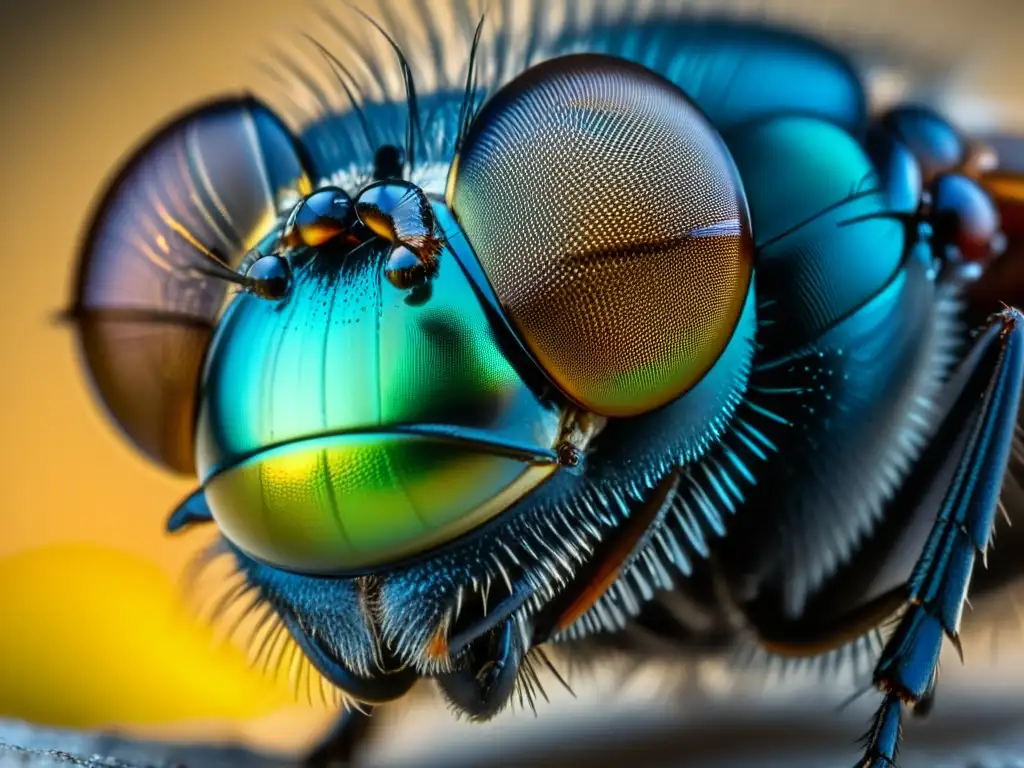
[448,54,753,417]
[928,173,1004,265]
[879,105,966,183]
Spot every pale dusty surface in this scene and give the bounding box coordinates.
[4,635,1024,767]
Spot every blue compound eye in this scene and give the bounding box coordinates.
[879,105,967,183]
[448,53,754,418]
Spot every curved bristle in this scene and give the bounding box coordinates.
[455,13,488,153]
[304,34,378,156]
[346,4,423,176]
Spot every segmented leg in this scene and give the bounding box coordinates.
[302,708,374,767]
[856,309,1024,767]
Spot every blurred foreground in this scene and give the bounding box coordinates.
[4,594,1024,768]
[3,683,1024,767]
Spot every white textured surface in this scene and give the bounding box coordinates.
[3,631,1024,767]
[3,691,1024,767]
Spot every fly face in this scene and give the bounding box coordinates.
[69,45,758,719]
[204,53,758,715]
[197,182,564,576]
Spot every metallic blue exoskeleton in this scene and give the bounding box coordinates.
[67,3,1024,766]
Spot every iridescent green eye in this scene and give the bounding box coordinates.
[448,53,754,418]
[202,433,554,573]
[195,224,563,573]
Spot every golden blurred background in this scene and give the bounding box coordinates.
[3,0,1024,764]
[0,0,346,758]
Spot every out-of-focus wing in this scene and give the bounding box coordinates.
[69,98,312,474]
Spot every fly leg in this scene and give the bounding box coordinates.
[302,707,375,767]
[855,308,1024,767]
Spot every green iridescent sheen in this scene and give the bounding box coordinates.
[194,222,562,572]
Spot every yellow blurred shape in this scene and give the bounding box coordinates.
[0,543,294,729]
